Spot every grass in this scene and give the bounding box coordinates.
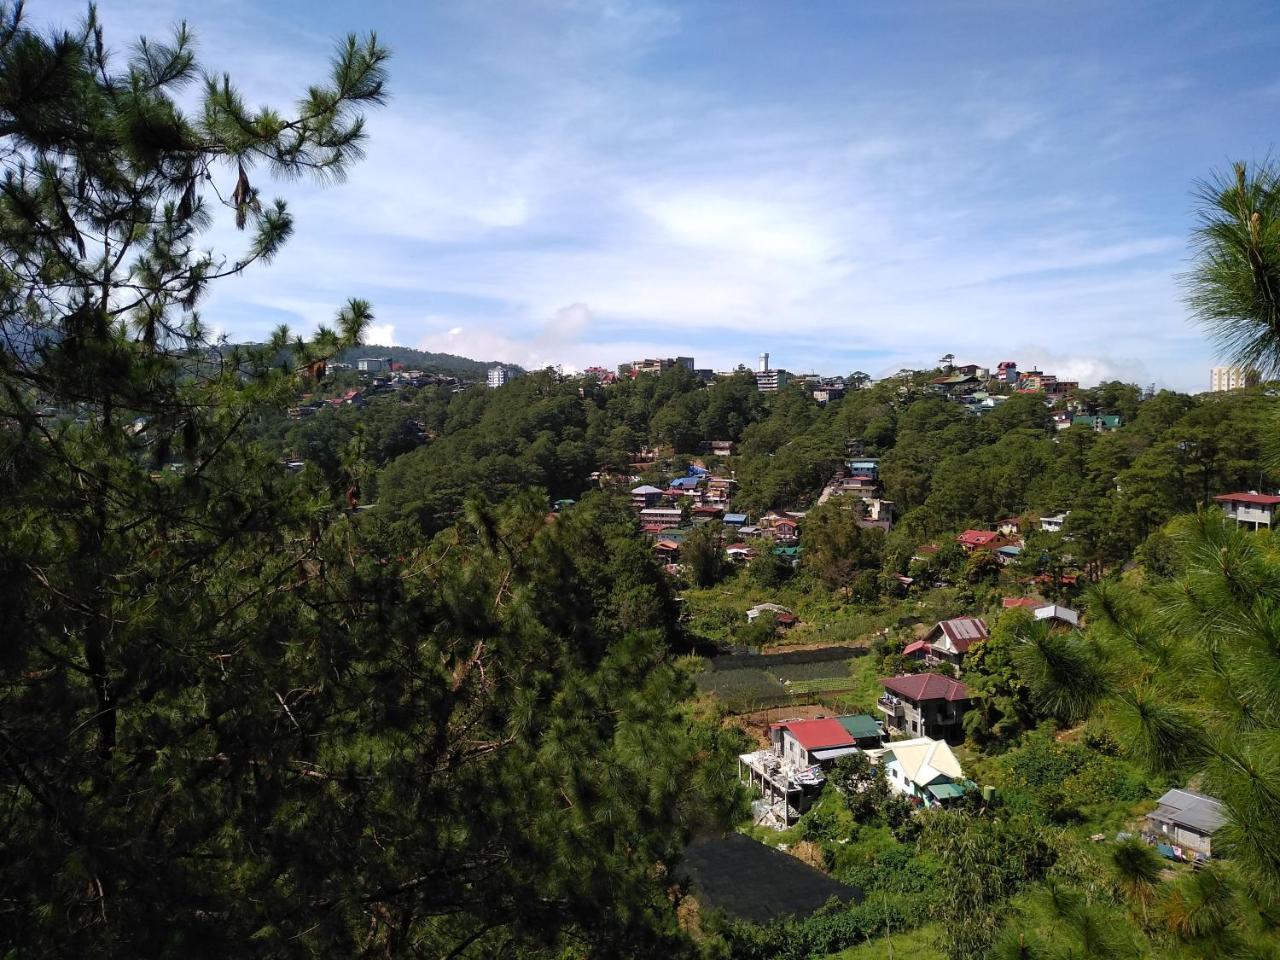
[826,923,944,959]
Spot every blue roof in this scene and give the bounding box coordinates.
[669,476,700,489]
[724,513,748,524]
[997,545,1022,556]
[688,465,710,476]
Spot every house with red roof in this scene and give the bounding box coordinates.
[1214,492,1280,530]
[922,616,989,665]
[956,529,1003,552]
[1001,597,1042,609]
[769,717,859,769]
[877,674,971,743]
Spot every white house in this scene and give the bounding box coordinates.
[868,737,968,807]
[1039,512,1069,533]
[1214,492,1280,530]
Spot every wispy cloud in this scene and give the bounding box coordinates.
[35,0,1280,390]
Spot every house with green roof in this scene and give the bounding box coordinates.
[836,714,884,749]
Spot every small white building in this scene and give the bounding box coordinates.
[1145,788,1226,859]
[1039,511,1069,533]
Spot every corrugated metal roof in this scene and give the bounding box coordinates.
[1151,789,1226,835]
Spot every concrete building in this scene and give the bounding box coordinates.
[1214,492,1280,529]
[1210,366,1259,392]
[1145,788,1225,860]
[357,357,392,373]
[487,365,512,389]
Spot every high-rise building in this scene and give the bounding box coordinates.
[487,365,511,389]
[1210,366,1259,392]
[759,352,770,373]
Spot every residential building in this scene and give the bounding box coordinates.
[638,507,683,529]
[1214,492,1280,529]
[357,356,392,373]
[953,363,989,379]
[877,674,971,743]
[709,439,735,457]
[1039,512,1069,533]
[1145,788,1226,860]
[1072,414,1123,432]
[725,543,756,563]
[995,360,1018,383]
[738,716,865,825]
[1034,604,1080,628]
[621,356,695,377]
[630,484,664,509]
[921,616,989,664]
[869,737,969,807]
[837,714,885,749]
[769,718,859,769]
[929,373,981,396]
[1210,366,1259,392]
[956,529,1002,552]
[487,364,512,389]
[723,512,748,527]
[846,458,880,479]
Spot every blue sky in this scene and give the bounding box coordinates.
[41,0,1280,389]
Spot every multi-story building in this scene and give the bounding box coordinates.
[754,352,790,392]
[1210,366,1259,392]
[620,356,695,377]
[487,365,512,389]
[357,356,392,373]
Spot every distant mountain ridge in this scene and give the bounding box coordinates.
[336,345,523,378]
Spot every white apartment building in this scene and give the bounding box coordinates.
[1210,366,1258,392]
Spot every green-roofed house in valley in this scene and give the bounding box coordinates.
[836,714,885,749]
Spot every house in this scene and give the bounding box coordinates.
[638,507,683,529]
[996,545,1022,565]
[923,616,989,664]
[773,517,800,543]
[1034,604,1080,628]
[1052,410,1074,431]
[995,518,1021,537]
[837,714,885,749]
[723,513,748,527]
[654,539,681,558]
[954,363,989,379]
[846,459,880,480]
[869,737,969,807]
[1214,492,1280,530]
[631,484,664,509]
[705,477,737,503]
[1039,512,1069,533]
[725,543,756,562]
[738,718,853,825]
[747,602,792,622]
[1072,414,1123,432]
[956,529,1001,552]
[995,360,1018,383]
[1145,788,1226,860]
[668,475,701,492]
[877,674,971,743]
[691,504,724,524]
[769,718,859,769]
[1001,597,1042,610]
[929,373,981,396]
[710,439,736,457]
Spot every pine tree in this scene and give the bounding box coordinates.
[0,8,736,956]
